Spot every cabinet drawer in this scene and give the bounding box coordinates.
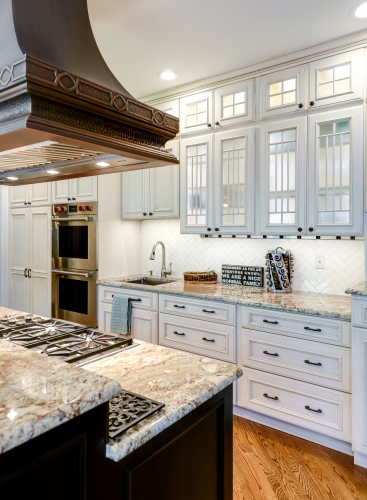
[241,307,351,347]
[159,294,235,325]
[238,368,351,442]
[240,329,351,392]
[159,313,235,363]
[99,286,158,310]
[352,297,367,329]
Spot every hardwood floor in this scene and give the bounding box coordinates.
[233,416,367,500]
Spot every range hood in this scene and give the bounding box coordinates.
[0,0,179,185]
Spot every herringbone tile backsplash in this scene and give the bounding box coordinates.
[141,220,364,296]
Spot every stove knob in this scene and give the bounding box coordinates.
[60,206,67,213]
[88,205,93,211]
[78,205,83,212]
[84,205,89,211]
[54,207,59,213]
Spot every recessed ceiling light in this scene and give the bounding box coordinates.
[96,162,110,167]
[158,70,177,81]
[351,2,367,17]
[46,169,59,174]
[7,176,18,181]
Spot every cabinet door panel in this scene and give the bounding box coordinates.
[154,99,179,118]
[52,180,70,203]
[9,209,29,312]
[149,141,179,218]
[71,177,97,201]
[180,91,213,134]
[122,169,147,219]
[10,185,27,206]
[259,117,306,235]
[214,127,254,234]
[352,327,367,455]
[28,183,52,206]
[307,107,363,235]
[309,49,364,108]
[260,66,307,118]
[180,134,214,234]
[215,80,254,127]
[131,309,158,344]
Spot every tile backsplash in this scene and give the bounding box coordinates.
[141,220,364,296]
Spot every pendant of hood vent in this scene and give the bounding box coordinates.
[0,0,179,185]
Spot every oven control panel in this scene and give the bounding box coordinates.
[52,202,97,216]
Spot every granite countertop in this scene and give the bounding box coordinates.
[97,275,352,321]
[345,281,367,296]
[0,339,122,455]
[83,341,242,462]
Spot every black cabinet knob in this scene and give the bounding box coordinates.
[207,228,212,232]
[24,202,27,205]
[72,197,76,201]
[297,227,302,232]
[149,212,153,216]
[207,123,211,127]
[309,227,314,232]
[310,101,315,106]
[27,202,31,205]
[215,122,220,126]
[67,198,71,201]
[215,228,219,231]
[298,103,303,109]
[143,212,147,216]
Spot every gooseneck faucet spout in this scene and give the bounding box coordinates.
[149,241,172,278]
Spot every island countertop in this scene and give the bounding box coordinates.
[83,341,242,462]
[97,275,352,321]
[0,339,122,455]
[345,281,367,296]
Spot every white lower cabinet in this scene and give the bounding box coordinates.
[238,367,351,442]
[9,207,51,317]
[352,326,367,466]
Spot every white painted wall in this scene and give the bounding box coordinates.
[141,219,364,296]
[97,173,141,279]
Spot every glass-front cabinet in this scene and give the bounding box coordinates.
[214,80,254,128]
[259,118,306,235]
[180,91,213,135]
[307,107,363,236]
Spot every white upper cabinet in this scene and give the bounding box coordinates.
[154,99,179,118]
[122,140,179,220]
[51,177,97,203]
[10,183,52,207]
[259,117,306,235]
[214,127,254,234]
[214,80,254,128]
[307,107,364,236]
[260,66,307,118]
[309,49,364,109]
[180,134,214,234]
[180,91,213,134]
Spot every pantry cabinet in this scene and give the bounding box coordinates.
[52,176,97,203]
[309,49,364,109]
[9,207,51,317]
[10,183,52,207]
[122,141,179,220]
[180,127,254,234]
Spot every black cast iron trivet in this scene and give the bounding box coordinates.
[109,390,165,439]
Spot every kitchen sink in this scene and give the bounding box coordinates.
[126,277,176,286]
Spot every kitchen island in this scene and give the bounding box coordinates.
[0,306,241,499]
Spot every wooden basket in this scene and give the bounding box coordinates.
[183,272,217,284]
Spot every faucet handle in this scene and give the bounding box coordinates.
[167,263,172,276]
[149,270,153,276]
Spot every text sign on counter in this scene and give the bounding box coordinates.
[222,265,264,287]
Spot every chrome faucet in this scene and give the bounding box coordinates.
[149,241,172,278]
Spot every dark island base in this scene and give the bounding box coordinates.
[0,385,233,500]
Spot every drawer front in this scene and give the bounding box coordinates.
[241,307,350,347]
[159,313,235,362]
[99,286,158,310]
[159,294,235,325]
[238,368,351,442]
[240,329,351,392]
[352,297,367,329]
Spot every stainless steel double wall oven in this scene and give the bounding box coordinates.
[52,203,97,326]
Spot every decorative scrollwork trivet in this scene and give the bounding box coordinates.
[109,390,165,439]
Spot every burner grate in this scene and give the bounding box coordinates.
[109,391,165,439]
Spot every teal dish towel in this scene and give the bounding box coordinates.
[110,294,131,335]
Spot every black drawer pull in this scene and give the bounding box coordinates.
[263,393,278,400]
[111,295,141,302]
[304,360,322,366]
[263,319,278,325]
[304,326,321,332]
[173,331,185,336]
[263,350,279,357]
[202,309,215,314]
[202,337,215,342]
[305,405,322,413]
[174,305,186,309]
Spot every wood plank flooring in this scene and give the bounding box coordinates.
[233,416,367,500]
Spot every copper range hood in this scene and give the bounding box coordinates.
[0,0,179,185]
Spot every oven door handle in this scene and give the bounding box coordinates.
[52,217,95,222]
[52,270,94,278]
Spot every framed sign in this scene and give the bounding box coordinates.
[222,265,264,287]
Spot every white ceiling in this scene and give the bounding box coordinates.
[88,0,367,99]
